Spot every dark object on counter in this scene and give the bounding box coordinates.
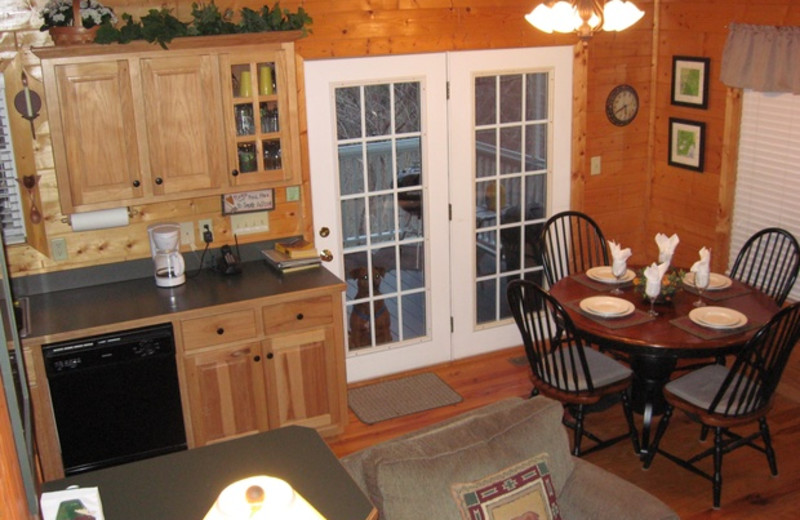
[217,245,242,275]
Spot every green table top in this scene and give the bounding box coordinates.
[42,426,375,520]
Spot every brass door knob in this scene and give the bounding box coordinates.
[319,249,333,262]
[319,227,330,238]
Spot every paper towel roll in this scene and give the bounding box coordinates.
[70,208,130,231]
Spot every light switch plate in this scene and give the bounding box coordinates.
[285,186,300,202]
[590,156,602,175]
[179,222,194,245]
[231,211,270,235]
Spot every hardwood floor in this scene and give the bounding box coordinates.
[325,346,800,518]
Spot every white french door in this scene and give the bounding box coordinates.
[305,47,572,382]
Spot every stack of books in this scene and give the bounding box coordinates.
[262,238,321,273]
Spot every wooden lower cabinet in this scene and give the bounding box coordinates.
[182,342,269,446]
[263,327,338,431]
[180,289,347,448]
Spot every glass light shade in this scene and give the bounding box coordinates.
[525,0,643,38]
[602,0,644,32]
[204,476,326,520]
[524,3,557,33]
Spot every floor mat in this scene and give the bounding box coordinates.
[348,372,462,424]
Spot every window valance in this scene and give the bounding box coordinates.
[721,23,800,94]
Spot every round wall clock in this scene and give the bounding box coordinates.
[605,84,639,126]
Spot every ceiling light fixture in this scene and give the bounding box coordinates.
[525,0,644,42]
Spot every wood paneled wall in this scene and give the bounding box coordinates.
[2,0,799,277]
[650,1,800,271]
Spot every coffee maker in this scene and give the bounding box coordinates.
[147,223,186,287]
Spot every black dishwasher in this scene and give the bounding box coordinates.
[42,323,187,476]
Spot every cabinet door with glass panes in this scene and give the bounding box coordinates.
[220,45,301,187]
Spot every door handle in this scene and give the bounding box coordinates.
[319,249,333,262]
[319,227,330,238]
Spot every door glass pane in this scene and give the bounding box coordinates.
[474,72,551,324]
[336,82,429,352]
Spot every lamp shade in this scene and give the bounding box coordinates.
[204,476,326,520]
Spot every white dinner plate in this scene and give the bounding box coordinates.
[579,296,635,318]
[683,272,733,291]
[585,266,636,284]
[689,307,748,329]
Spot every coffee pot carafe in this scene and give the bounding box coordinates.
[147,223,186,287]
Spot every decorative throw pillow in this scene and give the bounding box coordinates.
[451,453,561,520]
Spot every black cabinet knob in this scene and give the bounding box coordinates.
[132,180,140,188]
[266,353,274,360]
[155,177,163,185]
[254,355,261,362]
[296,313,304,320]
[216,327,224,335]
[231,169,239,177]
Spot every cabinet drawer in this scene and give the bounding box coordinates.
[181,309,258,351]
[263,295,333,334]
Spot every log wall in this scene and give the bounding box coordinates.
[0,0,798,275]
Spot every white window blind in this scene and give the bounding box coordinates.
[0,73,27,245]
[729,90,800,302]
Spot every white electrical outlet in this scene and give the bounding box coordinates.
[51,238,68,261]
[231,211,270,235]
[198,219,213,243]
[179,222,194,246]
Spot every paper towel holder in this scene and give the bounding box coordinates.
[62,207,138,231]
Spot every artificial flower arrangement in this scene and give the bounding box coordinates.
[632,268,685,303]
[39,0,117,31]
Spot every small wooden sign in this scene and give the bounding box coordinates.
[222,189,275,215]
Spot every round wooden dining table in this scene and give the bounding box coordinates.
[549,270,780,455]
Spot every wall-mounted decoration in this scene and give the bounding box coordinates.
[668,118,705,172]
[222,189,275,215]
[671,56,710,108]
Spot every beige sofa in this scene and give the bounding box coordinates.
[341,396,678,519]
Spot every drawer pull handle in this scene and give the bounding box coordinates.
[296,313,304,320]
[155,177,163,185]
[216,327,224,335]
[132,179,141,188]
[266,353,274,360]
[253,355,261,362]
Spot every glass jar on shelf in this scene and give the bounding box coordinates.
[237,142,257,173]
[259,102,279,134]
[235,104,255,136]
[263,140,282,170]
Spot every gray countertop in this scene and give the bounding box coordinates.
[23,262,344,342]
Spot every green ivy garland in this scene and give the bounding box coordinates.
[95,2,312,49]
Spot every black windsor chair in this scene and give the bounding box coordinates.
[730,227,800,306]
[642,302,800,508]
[539,211,609,286]
[507,279,640,457]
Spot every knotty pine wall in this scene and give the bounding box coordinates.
[2,0,799,278]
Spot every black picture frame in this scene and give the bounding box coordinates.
[668,118,705,172]
[671,56,710,109]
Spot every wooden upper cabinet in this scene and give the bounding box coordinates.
[220,44,301,188]
[139,54,227,196]
[34,33,303,214]
[49,60,143,211]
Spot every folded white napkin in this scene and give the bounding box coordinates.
[655,233,680,265]
[690,247,711,287]
[644,261,669,298]
[608,240,632,276]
